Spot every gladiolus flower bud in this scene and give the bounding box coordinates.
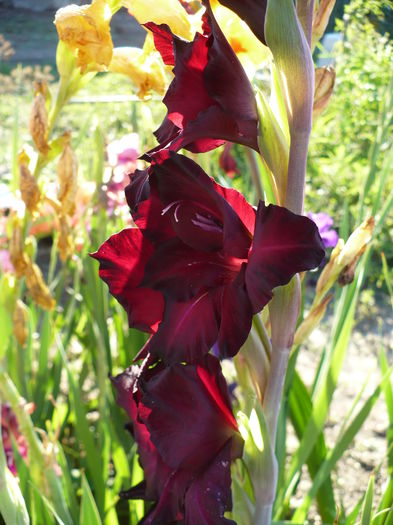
[316,217,374,300]
[29,93,49,155]
[25,262,56,311]
[313,67,335,119]
[57,133,78,216]
[294,292,333,345]
[312,0,336,50]
[13,299,29,347]
[9,217,29,278]
[57,214,74,262]
[18,151,41,214]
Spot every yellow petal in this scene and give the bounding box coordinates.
[109,34,170,99]
[122,0,194,40]
[211,0,270,78]
[55,0,113,72]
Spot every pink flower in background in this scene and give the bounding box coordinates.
[1,403,33,476]
[0,250,14,273]
[105,133,141,216]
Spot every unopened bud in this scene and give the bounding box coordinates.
[29,92,50,155]
[312,0,336,50]
[9,217,29,278]
[313,66,335,119]
[57,214,74,262]
[57,133,78,216]
[19,151,41,213]
[294,293,333,345]
[25,262,56,310]
[316,217,374,299]
[13,299,29,347]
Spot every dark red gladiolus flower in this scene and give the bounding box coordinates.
[94,152,324,363]
[216,0,268,46]
[112,354,241,524]
[144,0,258,157]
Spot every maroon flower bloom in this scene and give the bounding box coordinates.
[216,0,268,46]
[112,354,241,524]
[144,0,258,157]
[94,153,324,363]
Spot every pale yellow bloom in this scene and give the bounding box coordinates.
[122,0,194,40]
[109,34,170,99]
[55,0,113,72]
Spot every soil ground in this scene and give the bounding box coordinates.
[1,6,393,523]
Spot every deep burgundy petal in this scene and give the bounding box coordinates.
[142,238,239,301]
[139,355,237,471]
[216,0,268,46]
[185,441,236,525]
[143,293,219,364]
[91,229,164,332]
[111,364,172,502]
[124,168,150,215]
[145,3,258,155]
[246,202,325,313]
[203,0,258,149]
[216,265,253,358]
[151,154,252,258]
[144,22,175,66]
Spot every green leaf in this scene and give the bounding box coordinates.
[80,474,103,525]
[360,475,375,525]
[286,372,336,523]
[291,365,393,522]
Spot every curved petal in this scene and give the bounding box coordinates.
[185,440,236,525]
[151,153,252,258]
[145,3,258,154]
[246,202,325,313]
[216,0,268,46]
[144,292,219,364]
[91,228,164,332]
[139,356,237,471]
[124,168,150,215]
[216,265,253,358]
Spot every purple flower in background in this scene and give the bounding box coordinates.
[307,212,338,249]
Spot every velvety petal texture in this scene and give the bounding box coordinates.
[91,228,164,333]
[144,0,258,156]
[96,152,324,362]
[112,354,241,524]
